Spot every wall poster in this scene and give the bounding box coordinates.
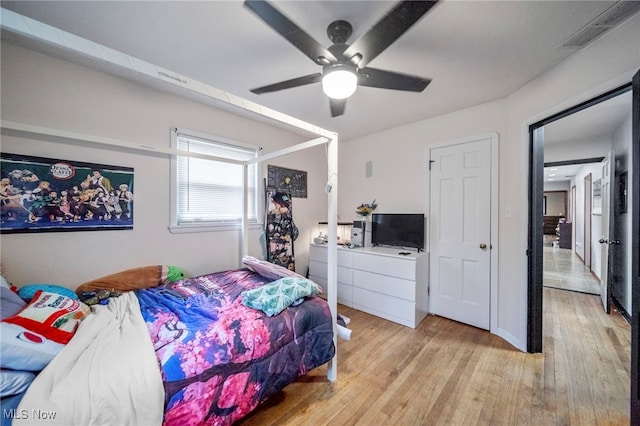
[267,165,307,198]
[1,153,134,233]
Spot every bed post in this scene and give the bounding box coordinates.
[326,133,338,382]
[241,163,249,267]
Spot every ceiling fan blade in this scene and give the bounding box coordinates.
[250,73,322,94]
[244,1,337,65]
[344,1,438,68]
[330,99,347,117]
[358,67,431,92]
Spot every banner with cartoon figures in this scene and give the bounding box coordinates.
[0,153,134,233]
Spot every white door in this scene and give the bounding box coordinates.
[599,154,613,313]
[429,138,492,330]
[584,174,592,268]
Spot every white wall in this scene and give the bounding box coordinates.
[544,181,570,192]
[339,13,639,350]
[0,43,328,288]
[544,191,566,217]
[571,163,602,263]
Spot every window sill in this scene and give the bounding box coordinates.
[168,222,263,234]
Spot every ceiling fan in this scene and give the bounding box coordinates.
[244,0,438,117]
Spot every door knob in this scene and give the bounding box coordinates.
[479,243,487,249]
[609,240,621,245]
[599,238,608,244]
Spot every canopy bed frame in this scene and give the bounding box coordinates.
[0,7,339,382]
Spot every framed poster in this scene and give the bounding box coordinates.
[267,165,307,198]
[1,153,134,233]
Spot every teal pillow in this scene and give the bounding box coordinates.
[18,284,78,302]
[241,277,321,317]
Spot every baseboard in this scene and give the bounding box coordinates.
[610,296,631,324]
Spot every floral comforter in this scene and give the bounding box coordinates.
[136,269,335,425]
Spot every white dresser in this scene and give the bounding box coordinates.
[308,243,429,328]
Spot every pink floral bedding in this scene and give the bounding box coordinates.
[136,269,335,425]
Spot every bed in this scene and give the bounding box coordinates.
[10,267,335,425]
[2,14,340,423]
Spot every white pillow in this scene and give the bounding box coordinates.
[242,256,304,281]
[0,322,65,371]
[1,286,26,320]
[0,369,36,397]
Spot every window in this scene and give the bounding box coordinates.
[170,128,260,232]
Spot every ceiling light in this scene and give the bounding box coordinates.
[322,65,357,100]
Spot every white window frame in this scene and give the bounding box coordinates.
[169,127,261,233]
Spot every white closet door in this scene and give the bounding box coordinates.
[429,138,492,330]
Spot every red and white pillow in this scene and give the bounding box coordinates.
[1,290,90,371]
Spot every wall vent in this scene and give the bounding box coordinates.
[560,0,640,48]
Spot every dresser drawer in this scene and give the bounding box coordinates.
[338,266,352,285]
[337,282,353,307]
[309,245,328,263]
[309,261,352,284]
[352,270,416,301]
[309,245,353,267]
[352,252,416,280]
[308,260,327,279]
[308,275,352,307]
[352,287,416,326]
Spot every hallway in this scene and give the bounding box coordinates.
[543,235,601,295]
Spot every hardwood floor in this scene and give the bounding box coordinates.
[239,290,630,425]
[543,235,600,295]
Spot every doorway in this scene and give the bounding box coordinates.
[541,163,600,295]
[527,75,639,420]
[528,83,632,351]
[542,168,600,295]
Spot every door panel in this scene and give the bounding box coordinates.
[600,154,612,313]
[630,67,639,425]
[429,138,492,330]
[611,160,628,308]
[584,174,592,268]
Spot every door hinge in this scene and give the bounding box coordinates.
[427,286,430,296]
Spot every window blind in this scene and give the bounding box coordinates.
[176,134,258,225]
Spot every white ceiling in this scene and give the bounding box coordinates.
[544,90,632,147]
[543,89,632,183]
[2,0,637,143]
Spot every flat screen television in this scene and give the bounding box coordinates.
[371,213,425,250]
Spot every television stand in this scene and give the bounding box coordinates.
[308,243,429,328]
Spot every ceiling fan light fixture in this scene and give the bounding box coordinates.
[322,66,357,100]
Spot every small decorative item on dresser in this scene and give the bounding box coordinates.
[355,199,377,217]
